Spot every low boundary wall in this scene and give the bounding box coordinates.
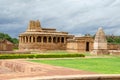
[11,74,120,80]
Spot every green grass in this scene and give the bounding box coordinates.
[29,57,120,74]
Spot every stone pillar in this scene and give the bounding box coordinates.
[21,37,22,43]
[41,36,43,43]
[48,37,50,43]
[33,36,35,43]
[27,36,29,43]
[47,36,49,43]
[91,27,108,55]
[56,37,57,43]
[60,37,61,43]
[35,36,37,43]
[51,36,53,43]
[31,36,33,43]
[21,36,23,43]
[64,37,66,44]
[22,36,24,43]
[24,36,26,43]
[19,37,21,43]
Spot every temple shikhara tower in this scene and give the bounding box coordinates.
[92,27,108,55]
[19,20,73,50]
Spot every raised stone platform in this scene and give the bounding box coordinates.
[0,60,96,80]
[0,66,14,74]
[0,60,42,73]
[0,60,120,80]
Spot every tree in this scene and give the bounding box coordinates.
[12,38,19,44]
[106,35,120,44]
[0,32,18,44]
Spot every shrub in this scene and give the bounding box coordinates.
[0,53,85,59]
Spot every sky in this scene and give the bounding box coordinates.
[0,0,120,38]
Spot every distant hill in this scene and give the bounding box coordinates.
[0,32,18,44]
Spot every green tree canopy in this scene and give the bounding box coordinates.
[0,32,18,44]
[106,36,120,44]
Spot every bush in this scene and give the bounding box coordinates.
[0,53,85,59]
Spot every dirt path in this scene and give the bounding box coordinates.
[0,60,96,80]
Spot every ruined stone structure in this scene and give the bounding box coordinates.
[0,60,42,73]
[0,40,13,51]
[91,27,108,55]
[67,36,93,52]
[19,20,74,50]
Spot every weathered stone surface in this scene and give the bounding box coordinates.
[0,60,42,73]
[27,20,42,32]
[109,50,120,55]
[108,43,120,50]
[67,36,94,52]
[0,40,13,51]
[19,20,74,51]
[91,27,108,55]
[94,27,107,49]
[0,60,96,79]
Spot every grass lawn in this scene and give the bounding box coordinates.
[29,57,120,74]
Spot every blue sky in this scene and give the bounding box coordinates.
[0,0,120,38]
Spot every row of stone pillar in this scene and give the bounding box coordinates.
[19,36,66,43]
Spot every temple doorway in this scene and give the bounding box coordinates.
[86,42,89,51]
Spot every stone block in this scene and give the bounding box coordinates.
[0,60,42,73]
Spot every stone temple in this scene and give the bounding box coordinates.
[19,20,74,50]
[19,20,120,55]
[19,20,93,52]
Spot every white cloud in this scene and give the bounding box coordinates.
[0,0,120,37]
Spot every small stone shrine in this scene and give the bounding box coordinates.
[91,27,108,55]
